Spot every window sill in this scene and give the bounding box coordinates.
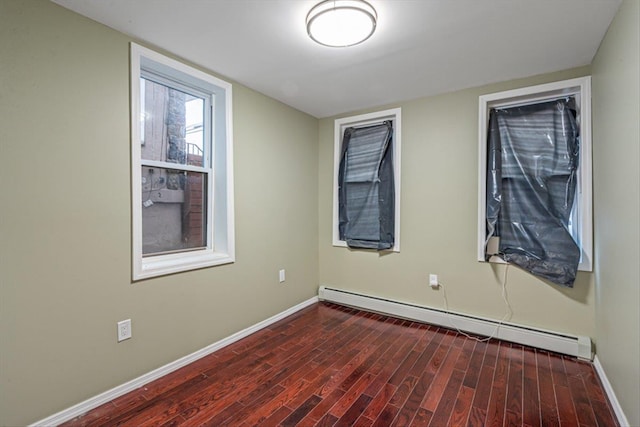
[134,249,234,281]
[332,239,400,253]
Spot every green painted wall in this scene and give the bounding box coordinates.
[0,1,318,425]
[319,67,595,341]
[2,0,638,425]
[592,0,640,424]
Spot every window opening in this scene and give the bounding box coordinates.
[486,97,580,285]
[131,43,234,280]
[478,77,592,285]
[333,108,401,252]
[339,121,394,250]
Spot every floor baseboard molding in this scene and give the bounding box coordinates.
[30,296,318,427]
[319,285,592,360]
[593,355,630,427]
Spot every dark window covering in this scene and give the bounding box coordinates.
[339,121,394,250]
[486,98,581,286]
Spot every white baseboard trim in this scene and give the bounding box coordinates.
[593,355,630,427]
[30,296,319,427]
[319,285,592,360]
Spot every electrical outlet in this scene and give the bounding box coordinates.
[429,274,439,289]
[117,319,132,342]
[279,269,286,283]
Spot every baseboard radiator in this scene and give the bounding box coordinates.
[318,286,592,360]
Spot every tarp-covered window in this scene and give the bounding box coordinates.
[338,121,394,250]
[485,98,581,286]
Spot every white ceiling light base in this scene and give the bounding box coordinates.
[306,0,377,48]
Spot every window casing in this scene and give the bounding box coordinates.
[131,43,234,280]
[333,108,401,252]
[477,77,592,274]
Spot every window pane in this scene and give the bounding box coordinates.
[141,166,207,255]
[141,78,205,167]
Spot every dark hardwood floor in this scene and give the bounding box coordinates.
[61,302,619,426]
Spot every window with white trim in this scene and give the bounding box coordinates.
[333,108,401,251]
[131,43,234,280]
[478,77,592,285]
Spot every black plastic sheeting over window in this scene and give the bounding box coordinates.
[339,121,394,250]
[485,98,581,286]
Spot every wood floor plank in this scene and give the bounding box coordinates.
[372,402,402,427]
[384,325,442,405]
[299,388,345,424]
[389,375,419,408]
[333,394,373,427]
[395,367,434,425]
[408,328,449,380]
[412,408,434,426]
[427,368,465,426]
[314,348,368,398]
[362,323,430,397]
[505,344,524,426]
[353,415,376,427]
[337,319,402,392]
[556,384,580,427]
[280,394,322,426]
[361,382,397,421]
[139,369,207,401]
[421,344,463,412]
[448,384,475,426]
[591,399,620,427]
[484,341,510,427]
[550,352,570,387]
[462,340,488,389]
[316,316,398,400]
[577,361,610,406]
[172,359,281,424]
[217,384,285,426]
[197,401,243,426]
[537,350,561,427]
[522,347,541,427]
[259,405,293,427]
[234,350,318,406]
[159,414,186,427]
[467,406,488,427]
[454,338,476,372]
[287,364,342,410]
[567,375,598,426]
[465,340,499,427]
[61,302,619,427]
[315,413,339,427]
[329,371,376,419]
[411,323,436,353]
[240,377,308,426]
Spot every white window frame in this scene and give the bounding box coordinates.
[333,108,402,252]
[477,76,592,271]
[131,43,234,281]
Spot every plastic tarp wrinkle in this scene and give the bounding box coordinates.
[338,122,394,250]
[486,98,580,286]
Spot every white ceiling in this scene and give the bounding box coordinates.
[52,0,620,118]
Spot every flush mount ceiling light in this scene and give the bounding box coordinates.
[306,0,377,47]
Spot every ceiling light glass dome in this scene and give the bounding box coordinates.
[306,0,377,47]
